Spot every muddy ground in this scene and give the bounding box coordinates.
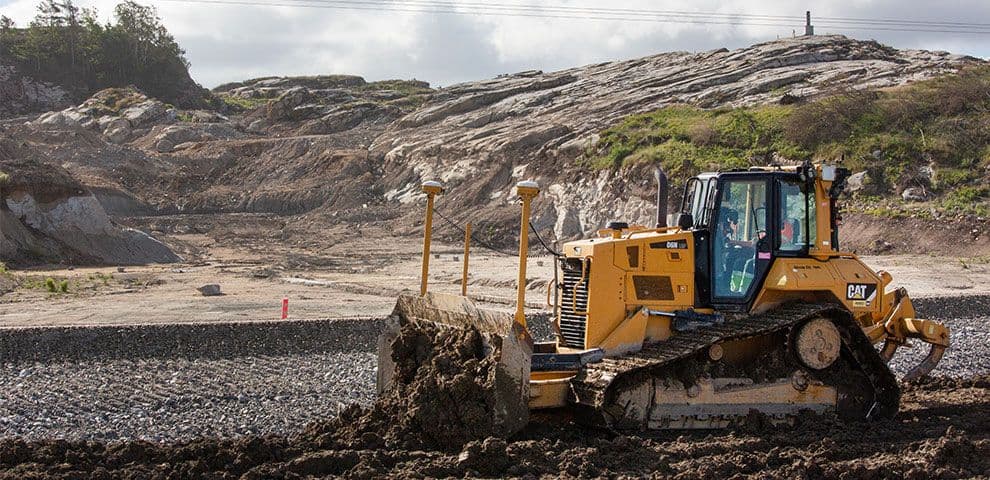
[2,376,989,478]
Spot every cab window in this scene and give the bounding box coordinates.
[778,180,817,252]
[713,179,768,298]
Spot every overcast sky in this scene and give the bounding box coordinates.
[2,0,989,88]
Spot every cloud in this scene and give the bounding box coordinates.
[1,0,988,88]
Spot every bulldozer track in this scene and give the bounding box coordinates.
[568,302,900,427]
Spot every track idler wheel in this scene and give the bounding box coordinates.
[793,317,842,370]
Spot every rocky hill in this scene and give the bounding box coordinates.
[372,35,980,240]
[1,35,986,266]
[0,64,74,118]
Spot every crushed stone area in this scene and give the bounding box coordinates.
[0,298,988,444]
[887,316,990,378]
[888,296,990,378]
[0,352,376,442]
[0,318,382,363]
[0,318,383,442]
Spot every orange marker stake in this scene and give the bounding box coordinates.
[281,298,289,319]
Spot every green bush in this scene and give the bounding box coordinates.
[584,65,990,212]
[59,280,69,293]
[588,104,808,172]
[933,168,976,191]
[941,186,990,216]
[45,277,57,293]
[218,94,268,111]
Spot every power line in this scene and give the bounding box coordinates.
[303,0,808,21]
[154,0,809,28]
[183,0,990,29]
[817,15,990,29]
[153,0,990,34]
[341,0,990,30]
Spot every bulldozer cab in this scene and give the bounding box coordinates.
[679,164,846,312]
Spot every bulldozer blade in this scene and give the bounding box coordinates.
[879,340,946,382]
[376,292,532,437]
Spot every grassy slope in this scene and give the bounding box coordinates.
[587,66,990,218]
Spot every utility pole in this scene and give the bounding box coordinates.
[804,11,815,36]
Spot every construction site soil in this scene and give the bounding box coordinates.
[2,310,990,479]
[1,232,989,479]
[1,377,988,479]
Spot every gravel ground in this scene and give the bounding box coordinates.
[0,319,383,442]
[887,316,990,378]
[889,295,990,378]
[0,353,376,442]
[0,297,987,443]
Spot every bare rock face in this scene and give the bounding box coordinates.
[372,35,981,239]
[0,137,180,266]
[4,191,179,265]
[0,65,73,118]
[902,187,929,202]
[215,75,432,135]
[31,87,244,151]
[31,87,176,141]
[2,36,983,266]
[267,86,318,122]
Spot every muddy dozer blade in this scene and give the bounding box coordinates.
[376,292,532,437]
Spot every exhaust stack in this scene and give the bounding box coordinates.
[654,166,668,228]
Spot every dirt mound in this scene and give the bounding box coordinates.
[299,321,511,453]
[0,135,179,266]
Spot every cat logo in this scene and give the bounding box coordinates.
[846,283,877,306]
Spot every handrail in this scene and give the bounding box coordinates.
[623,226,682,240]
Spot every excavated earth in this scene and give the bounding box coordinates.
[2,297,990,479]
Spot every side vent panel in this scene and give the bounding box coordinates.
[632,275,674,301]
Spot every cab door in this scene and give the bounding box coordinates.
[710,175,772,310]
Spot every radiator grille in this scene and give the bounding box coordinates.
[559,259,589,348]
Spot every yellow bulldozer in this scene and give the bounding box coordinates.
[378,162,949,435]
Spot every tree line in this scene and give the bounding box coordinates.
[0,1,206,107]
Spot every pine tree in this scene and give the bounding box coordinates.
[61,0,81,68]
[0,16,15,58]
